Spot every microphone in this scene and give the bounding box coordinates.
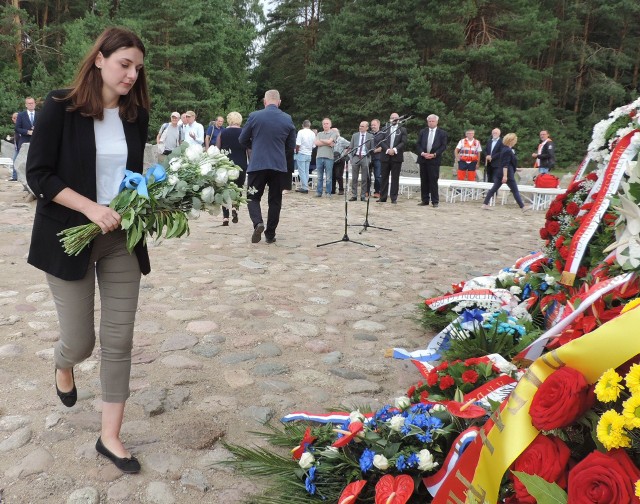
[390,114,413,125]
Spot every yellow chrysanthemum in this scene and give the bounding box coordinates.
[636,479,640,499]
[626,364,640,395]
[595,369,625,403]
[622,394,640,429]
[597,410,631,450]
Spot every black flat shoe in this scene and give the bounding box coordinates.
[96,437,141,474]
[55,368,77,407]
[232,209,239,223]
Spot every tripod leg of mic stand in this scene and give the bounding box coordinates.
[316,158,375,248]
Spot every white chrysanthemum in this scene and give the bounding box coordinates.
[207,145,220,156]
[200,162,213,175]
[497,270,511,283]
[417,449,439,471]
[373,454,389,470]
[509,285,522,295]
[388,415,405,432]
[227,168,240,181]
[201,187,215,204]
[168,175,179,185]
[544,274,556,285]
[214,169,228,185]
[589,118,614,152]
[394,396,411,410]
[185,144,203,162]
[298,452,315,469]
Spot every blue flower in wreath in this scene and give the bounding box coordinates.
[407,453,420,468]
[417,432,432,443]
[359,448,375,473]
[305,466,317,495]
[461,308,484,324]
[424,416,444,431]
[522,283,532,299]
[395,454,407,471]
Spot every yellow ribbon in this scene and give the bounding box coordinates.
[465,304,640,503]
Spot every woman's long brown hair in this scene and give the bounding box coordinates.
[59,27,150,122]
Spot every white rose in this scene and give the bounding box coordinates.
[544,274,556,286]
[394,396,411,410]
[509,286,522,295]
[349,410,365,423]
[169,159,182,172]
[227,168,240,180]
[417,449,439,471]
[373,454,389,470]
[298,452,315,469]
[497,271,510,283]
[214,168,228,185]
[431,404,446,412]
[201,186,215,204]
[200,162,213,175]
[185,144,203,162]
[207,145,220,156]
[168,175,179,185]
[389,415,405,432]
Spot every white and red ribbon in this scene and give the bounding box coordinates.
[561,129,640,285]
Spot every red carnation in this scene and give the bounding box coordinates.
[565,202,580,216]
[419,390,429,402]
[555,235,565,248]
[603,213,617,226]
[407,385,416,397]
[540,227,550,240]
[577,266,588,279]
[586,172,598,181]
[427,371,439,386]
[546,221,561,236]
[555,259,564,271]
[461,370,479,384]
[435,362,449,371]
[439,375,455,390]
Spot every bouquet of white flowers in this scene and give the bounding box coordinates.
[59,143,245,255]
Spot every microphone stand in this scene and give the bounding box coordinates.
[317,145,375,248]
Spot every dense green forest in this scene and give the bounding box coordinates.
[2,0,639,166]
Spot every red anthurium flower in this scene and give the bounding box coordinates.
[291,427,317,460]
[338,480,367,504]
[332,421,364,448]
[375,474,414,504]
[442,400,487,419]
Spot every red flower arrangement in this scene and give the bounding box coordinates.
[408,357,503,402]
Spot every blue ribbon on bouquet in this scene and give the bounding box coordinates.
[119,164,166,198]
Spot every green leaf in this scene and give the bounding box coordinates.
[511,471,568,504]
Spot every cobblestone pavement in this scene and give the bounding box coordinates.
[0,179,541,503]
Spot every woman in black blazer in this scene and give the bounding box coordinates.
[26,27,150,473]
[481,133,532,212]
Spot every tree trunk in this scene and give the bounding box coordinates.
[573,4,590,114]
[12,0,22,79]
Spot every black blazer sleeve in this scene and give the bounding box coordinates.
[433,129,448,158]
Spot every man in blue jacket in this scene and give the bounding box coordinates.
[239,89,296,244]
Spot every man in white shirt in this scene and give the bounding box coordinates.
[183,110,204,147]
[295,120,315,193]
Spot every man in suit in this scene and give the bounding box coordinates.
[13,97,37,180]
[378,112,407,204]
[484,128,503,182]
[239,89,296,244]
[532,130,556,174]
[416,114,448,207]
[348,121,375,201]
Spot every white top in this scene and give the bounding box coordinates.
[455,138,482,152]
[183,121,204,146]
[94,108,127,204]
[296,128,316,155]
